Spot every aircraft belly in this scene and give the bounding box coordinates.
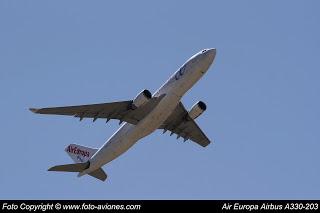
[88,93,180,171]
[132,93,180,139]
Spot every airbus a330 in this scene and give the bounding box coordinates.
[30,48,217,181]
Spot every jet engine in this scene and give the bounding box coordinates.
[188,101,207,120]
[132,89,152,108]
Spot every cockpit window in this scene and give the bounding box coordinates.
[202,49,207,53]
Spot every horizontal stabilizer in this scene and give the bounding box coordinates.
[48,162,90,172]
[29,108,39,113]
[89,168,108,182]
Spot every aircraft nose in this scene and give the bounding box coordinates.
[206,48,216,62]
[199,48,216,73]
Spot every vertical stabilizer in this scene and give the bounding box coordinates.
[65,144,98,163]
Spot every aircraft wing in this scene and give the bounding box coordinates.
[159,102,211,147]
[30,96,164,125]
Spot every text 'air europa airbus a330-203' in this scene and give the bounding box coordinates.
[30,48,217,181]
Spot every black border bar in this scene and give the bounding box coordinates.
[0,200,319,212]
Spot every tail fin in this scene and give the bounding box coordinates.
[48,162,90,172]
[65,144,98,163]
[48,143,108,182]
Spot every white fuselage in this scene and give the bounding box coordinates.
[81,49,216,175]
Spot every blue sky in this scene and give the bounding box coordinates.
[1,1,319,199]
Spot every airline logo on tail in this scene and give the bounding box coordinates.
[66,145,90,158]
[65,144,98,163]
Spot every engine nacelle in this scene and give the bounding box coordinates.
[132,89,152,108]
[188,101,207,120]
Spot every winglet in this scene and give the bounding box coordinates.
[29,108,39,113]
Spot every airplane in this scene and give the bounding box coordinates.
[30,48,217,181]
